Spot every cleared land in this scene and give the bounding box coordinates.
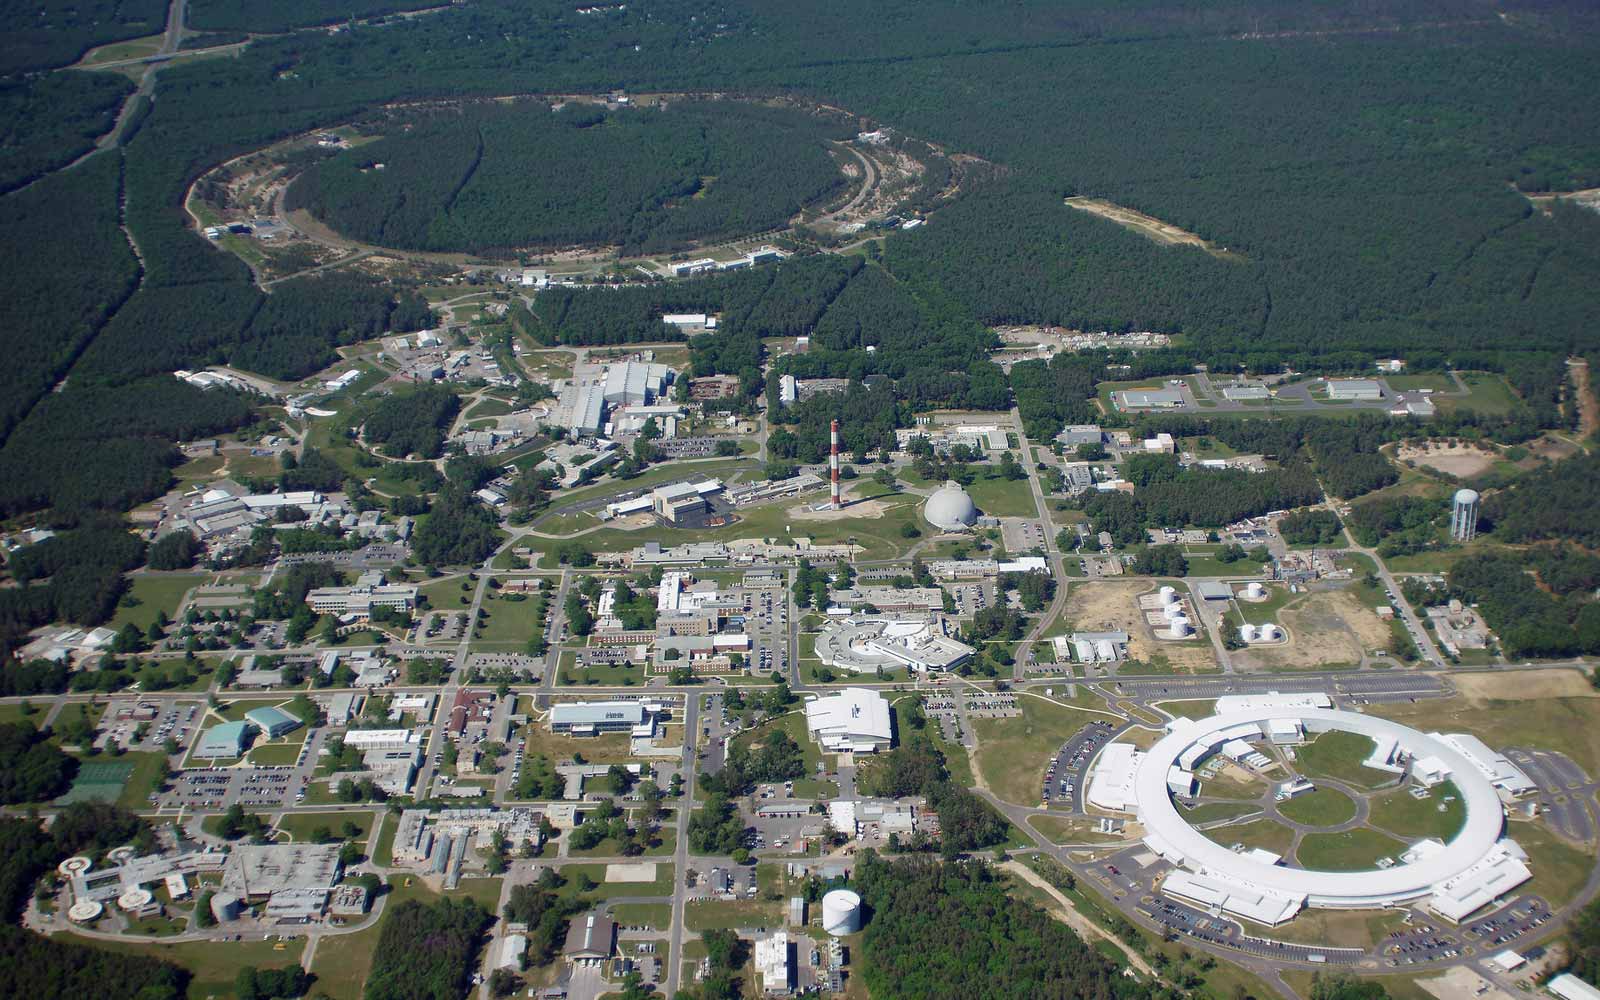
[1063,197,1237,259]
[1232,588,1386,671]
[1058,581,1218,673]
[1396,441,1501,478]
[1370,692,1600,775]
[1367,782,1465,841]
[971,691,1112,806]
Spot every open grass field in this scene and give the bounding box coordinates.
[1277,787,1357,827]
[1294,730,1396,789]
[62,933,305,1000]
[1296,828,1409,871]
[1029,814,1133,844]
[685,898,784,931]
[1511,819,1596,908]
[472,589,545,645]
[964,473,1039,517]
[54,758,135,806]
[1367,782,1465,841]
[608,902,672,927]
[109,573,207,633]
[1437,372,1520,416]
[1180,801,1260,825]
[1202,817,1295,856]
[518,717,635,766]
[1369,687,1600,775]
[971,692,1109,806]
[274,809,375,845]
[1259,906,1412,949]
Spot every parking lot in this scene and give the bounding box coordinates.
[1462,897,1553,953]
[1043,720,1118,809]
[742,585,789,677]
[165,765,304,811]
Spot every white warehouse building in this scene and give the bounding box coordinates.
[805,688,892,753]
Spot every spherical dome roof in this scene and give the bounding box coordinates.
[1454,488,1480,504]
[924,480,978,530]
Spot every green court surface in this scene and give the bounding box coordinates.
[55,760,136,804]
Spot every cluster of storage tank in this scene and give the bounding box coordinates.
[1237,623,1284,643]
[1159,587,1192,638]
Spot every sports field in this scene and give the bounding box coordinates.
[55,760,135,805]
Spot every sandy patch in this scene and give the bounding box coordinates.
[1416,966,1513,1000]
[1061,581,1216,672]
[1453,669,1597,704]
[1397,441,1499,478]
[1233,589,1378,670]
[604,862,658,882]
[786,494,895,521]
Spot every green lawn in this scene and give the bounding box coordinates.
[1437,372,1519,415]
[1295,828,1408,871]
[684,898,784,931]
[1367,782,1465,841]
[473,589,546,645]
[1179,801,1259,824]
[1516,820,1596,908]
[110,573,208,632]
[274,809,375,845]
[608,902,672,927]
[1202,817,1295,856]
[1294,730,1396,789]
[557,863,676,900]
[1277,787,1356,827]
[246,741,306,766]
[59,933,305,1000]
[964,474,1039,517]
[970,692,1109,806]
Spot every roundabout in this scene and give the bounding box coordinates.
[1124,708,1532,925]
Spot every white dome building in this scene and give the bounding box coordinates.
[923,481,978,531]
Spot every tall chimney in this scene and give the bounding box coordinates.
[830,419,841,509]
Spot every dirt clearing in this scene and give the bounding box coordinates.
[1060,581,1217,672]
[1452,669,1596,704]
[1396,441,1500,478]
[1064,197,1241,260]
[1232,589,1380,670]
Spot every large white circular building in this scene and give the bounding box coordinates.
[923,481,977,530]
[1102,706,1532,926]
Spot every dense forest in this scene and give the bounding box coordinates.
[1,0,166,75]
[0,72,133,194]
[363,385,459,459]
[187,0,441,33]
[363,897,492,1000]
[1483,451,1600,548]
[288,100,851,255]
[0,521,149,661]
[854,853,1153,1000]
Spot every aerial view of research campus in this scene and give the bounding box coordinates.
[4,4,1600,1000]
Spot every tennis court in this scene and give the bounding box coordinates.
[55,761,135,805]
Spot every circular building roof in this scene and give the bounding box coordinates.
[1134,708,1507,908]
[1454,488,1480,504]
[923,481,977,530]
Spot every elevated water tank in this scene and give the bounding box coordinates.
[1245,581,1266,600]
[1238,624,1259,643]
[822,889,862,937]
[210,891,242,923]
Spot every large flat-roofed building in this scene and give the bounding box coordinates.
[1117,387,1185,410]
[805,688,892,753]
[570,384,606,437]
[194,720,254,758]
[549,700,658,737]
[563,912,616,963]
[814,617,972,674]
[222,844,342,901]
[1326,378,1384,401]
[244,705,302,738]
[602,362,673,406]
[306,576,417,616]
[1057,424,1105,447]
[755,931,793,995]
[1221,384,1271,401]
[829,586,945,615]
[1549,974,1600,1000]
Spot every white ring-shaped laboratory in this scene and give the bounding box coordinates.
[1106,705,1534,926]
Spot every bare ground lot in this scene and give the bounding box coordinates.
[1063,197,1242,260]
[1230,588,1385,671]
[1061,581,1217,672]
[1396,441,1500,478]
[1451,668,1597,703]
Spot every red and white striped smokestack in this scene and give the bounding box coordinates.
[830,419,841,509]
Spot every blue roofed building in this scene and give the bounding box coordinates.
[244,706,303,739]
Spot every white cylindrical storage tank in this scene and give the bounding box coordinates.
[1094,639,1116,662]
[1245,582,1266,600]
[822,889,862,937]
[1260,623,1282,641]
[1167,617,1192,639]
[1159,586,1179,606]
[211,891,242,923]
[67,900,103,923]
[1238,624,1258,643]
[1163,603,1184,621]
[118,888,153,912]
